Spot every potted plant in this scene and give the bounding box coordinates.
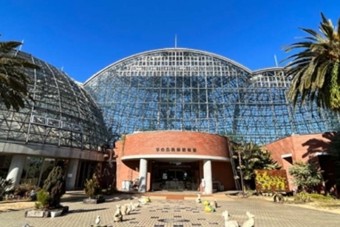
[83,174,104,204]
[26,189,50,217]
[25,161,68,218]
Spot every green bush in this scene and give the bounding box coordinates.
[0,177,13,201]
[42,162,66,209]
[309,193,334,201]
[84,178,100,198]
[14,183,37,198]
[294,192,311,203]
[35,189,50,209]
[289,162,322,192]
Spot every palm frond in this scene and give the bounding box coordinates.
[0,41,21,53]
[0,40,38,111]
[285,13,340,112]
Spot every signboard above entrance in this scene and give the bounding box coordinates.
[156,147,197,152]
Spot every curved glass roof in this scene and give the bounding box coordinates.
[84,48,340,144]
[0,51,108,150]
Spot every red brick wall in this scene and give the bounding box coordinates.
[114,148,151,191]
[266,133,330,164]
[265,133,330,190]
[114,131,233,192]
[290,134,329,161]
[115,141,135,190]
[121,131,229,158]
[265,136,294,167]
[114,132,332,192]
[212,162,235,190]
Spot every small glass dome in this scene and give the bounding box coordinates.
[0,51,108,150]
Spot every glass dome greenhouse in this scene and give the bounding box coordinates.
[0,51,108,150]
[84,48,340,144]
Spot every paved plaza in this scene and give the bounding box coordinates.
[1,192,340,227]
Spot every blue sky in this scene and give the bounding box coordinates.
[1,0,339,82]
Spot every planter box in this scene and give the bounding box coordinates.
[25,206,69,218]
[50,209,63,218]
[25,210,49,218]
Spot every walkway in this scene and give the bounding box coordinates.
[1,191,340,227]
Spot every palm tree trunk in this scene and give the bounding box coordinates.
[330,61,340,110]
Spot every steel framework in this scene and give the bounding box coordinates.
[0,51,107,150]
[84,48,340,144]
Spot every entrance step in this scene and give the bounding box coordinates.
[166,194,185,200]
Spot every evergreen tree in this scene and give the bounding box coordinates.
[42,161,66,209]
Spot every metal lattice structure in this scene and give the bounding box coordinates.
[0,51,108,150]
[84,48,340,144]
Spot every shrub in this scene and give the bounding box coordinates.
[294,192,311,203]
[0,177,13,201]
[35,189,50,209]
[14,183,37,199]
[309,193,334,201]
[84,178,100,198]
[289,162,322,192]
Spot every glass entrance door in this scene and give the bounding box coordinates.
[151,161,198,191]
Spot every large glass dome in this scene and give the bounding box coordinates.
[0,51,107,150]
[84,48,340,144]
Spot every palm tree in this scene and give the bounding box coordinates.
[0,40,38,111]
[285,13,340,111]
[233,142,280,190]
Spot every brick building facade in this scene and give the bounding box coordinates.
[114,131,235,194]
[265,133,336,192]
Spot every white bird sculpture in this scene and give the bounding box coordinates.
[222,210,239,227]
[114,205,123,222]
[241,211,255,227]
[195,193,201,203]
[95,215,101,225]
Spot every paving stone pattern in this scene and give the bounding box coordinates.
[1,195,340,227]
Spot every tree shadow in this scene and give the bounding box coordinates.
[61,196,87,202]
[301,131,340,158]
[61,191,143,204]
[105,192,143,203]
[69,208,108,214]
[301,133,334,158]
